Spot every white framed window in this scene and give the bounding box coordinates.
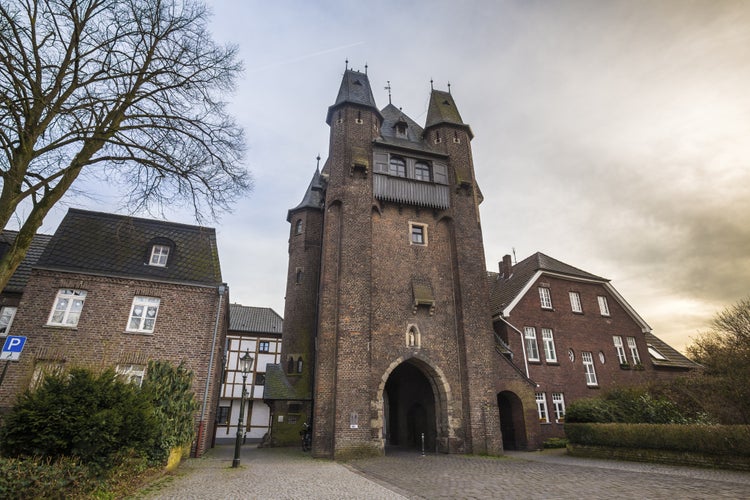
[409,222,428,246]
[535,392,549,423]
[116,363,146,386]
[627,336,641,364]
[47,289,87,327]
[0,306,17,335]
[539,287,552,309]
[149,245,170,267]
[569,292,582,313]
[126,296,160,333]
[541,328,557,362]
[613,335,627,364]
[552,393,566,422]
[524,327,540,361]
[597,295,610,316]
[582,351,598,386]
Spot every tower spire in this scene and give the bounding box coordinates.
[385,81,392,104]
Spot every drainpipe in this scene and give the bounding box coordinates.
[498,316,530,379]
[196,283,227,457]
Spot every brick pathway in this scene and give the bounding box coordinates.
[139,445,750,499]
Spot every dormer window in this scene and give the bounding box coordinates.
[395,119,408,138]
[145,238,175,267]
[150,245,170,267]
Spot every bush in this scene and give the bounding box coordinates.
[0,455,94,500]
[0,368,159,468]
[141,360,199,463]
[543,438,568,449]
[565,423,750,457]
[565,387,701,424]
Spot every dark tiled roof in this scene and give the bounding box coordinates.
[229,303,282,335]
[263,364,311,401]
[326,69,381,124]
[379,103,425,143]
[424,89,474,139]
[37,208,222,286]
[645,332,700,370]
[288,168,325,220]
[0,231,53,292]
[490,252,607,316]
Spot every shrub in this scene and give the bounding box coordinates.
[543,437,568,449]
[564,398,614,423]
[141,360,199,463]
[0,455,94,500]
[0,368,159,468]
[565,387,701,424]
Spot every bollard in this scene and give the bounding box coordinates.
[421,432,425,456]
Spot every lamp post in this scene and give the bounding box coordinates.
[232,349,254,468]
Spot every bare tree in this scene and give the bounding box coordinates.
[0,0,249,290]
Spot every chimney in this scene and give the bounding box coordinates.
[500,254,513,279]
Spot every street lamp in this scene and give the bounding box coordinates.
[232,349,254,468]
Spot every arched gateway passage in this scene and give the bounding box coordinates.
[383,359,440,452]
[497,391,527,450]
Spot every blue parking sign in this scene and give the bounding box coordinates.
[1,336,26,361]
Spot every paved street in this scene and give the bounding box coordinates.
[139,445,750,499]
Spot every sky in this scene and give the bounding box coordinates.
[33,0,750,353]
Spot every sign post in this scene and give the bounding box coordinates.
[0,336,27,389]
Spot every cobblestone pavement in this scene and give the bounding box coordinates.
[138,445,750,499]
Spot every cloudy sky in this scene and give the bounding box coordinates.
[36,0,750,353]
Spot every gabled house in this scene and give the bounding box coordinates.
[215,304,282,445]
[0,208,228,457]
[489,251,698,444]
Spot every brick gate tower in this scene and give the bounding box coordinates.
[266,67,515,458]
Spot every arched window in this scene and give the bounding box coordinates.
[287,356,294,373]
[296,268,303,284]
[295,219,303,235]
[389,156,406,177]
[414,162,431,181]
[297,357,303,373]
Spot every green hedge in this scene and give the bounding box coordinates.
[565,423,750,457]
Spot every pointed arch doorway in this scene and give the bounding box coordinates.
[383,360,437,452]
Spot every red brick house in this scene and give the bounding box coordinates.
[490,252,698,446]
[0,209,228,457]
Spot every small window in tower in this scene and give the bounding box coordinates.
[297,357,303,373]
[453,131,461,144]
[355,110,363,124]
[410,222,428,246]
[434,131,442,144]
[295,219,303,235]
[295,267,304,284]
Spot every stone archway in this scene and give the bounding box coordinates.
[497,391,527,450]
[375,356,458,454]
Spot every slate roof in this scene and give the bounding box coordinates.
[0,231,53,292]
[490,252,607,316]
[645,332,701,370]
[229,303,282,335]
[36,208,222,286]
[288,167,325,221]
[263,363,311,401]
[326,69,381,124]
[424,89,474,139]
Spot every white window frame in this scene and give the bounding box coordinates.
[582,351,598,386]
[0,306,17,335]
[613,336,627,364]
[569,292,582,313]
[126,296,161,333]
[149,244,170,267]
[524,327,540,361]
[597,295,610,316]
[552,393,566,422]
[541,328,557,362]
[627,336,641,365]
[535,392,549,423]
[47,289,87,327]
[116,363,146,387]
[539,287,552,309]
